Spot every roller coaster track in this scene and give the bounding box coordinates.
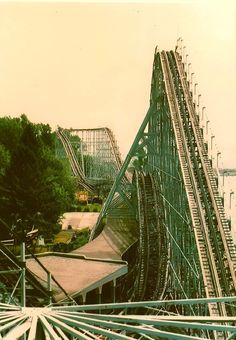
[57,127,124,192]
[134,172,149,301]
[103,127,123,172]
[134,171,169,302]
[56,129,94,192]
[71,128,123,172]
[160,51,236,319]
[173,50,236,269]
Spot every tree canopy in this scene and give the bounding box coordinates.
[0,115,76,241]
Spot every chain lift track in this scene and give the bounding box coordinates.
[160,51,236,317]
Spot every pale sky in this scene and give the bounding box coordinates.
[0,1,235,167]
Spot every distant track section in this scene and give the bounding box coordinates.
[103,127,123,172]
[69,127,123,175]
[56,129,94,192]
[160,50,236,319]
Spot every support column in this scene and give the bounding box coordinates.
[20,242,26,308]
[81,292,87,305]
[97,286,102,305]
[96,286,103,314]
[111,279,116,303]
[47,272,52,305]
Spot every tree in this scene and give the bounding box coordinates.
[0,115,76,241]
[0,144,10,177]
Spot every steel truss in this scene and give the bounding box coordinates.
[91,48,236,329]
[0,235,74,308]
[0,240,51,308]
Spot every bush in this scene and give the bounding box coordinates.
[52,228,90,252]
[71,228,90,250]
[53,242,73,253]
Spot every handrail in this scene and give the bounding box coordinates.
[0,218,75,305]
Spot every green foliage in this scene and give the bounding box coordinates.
[72,227,90,249]
[53,242,73,253]
[0,115,76,241]
[52,227,90,253]
[74,203,101,212]
[0,144,10,177]
[90,203,101,212]
[0,282,11,303]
